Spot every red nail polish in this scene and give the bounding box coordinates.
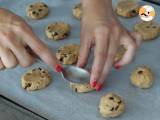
[55,64,63,73]
[95,83,103,91]
[90,81,97,88]
[114,64,121,70]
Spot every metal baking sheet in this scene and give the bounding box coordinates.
[0,0,160,120]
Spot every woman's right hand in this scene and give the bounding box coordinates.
[0,8,61,72]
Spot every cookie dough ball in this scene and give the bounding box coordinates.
[70,83,94,93]
[26,2,49,20]
[130,66,154,89]
[99,93,125,118]
[56,44,80,65]
[45,22,70,40]
[115,0,139,18]
[72,3,82,20]
[134,21,160,41]
[21,67,51,91]
[114,46,126,63]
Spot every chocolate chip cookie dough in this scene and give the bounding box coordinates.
[70,83,94,93]
[114,45,126,63]
[26,2,49,20]
[72,3,82,20]
[130,66,154,89]
[134,21,160,41]
[115,0,139,18]
[56,44,79,65]
[99,93,125,118]
[21,67,51,91]
[46,22,70,40]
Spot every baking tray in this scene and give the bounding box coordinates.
[0,0,160,120]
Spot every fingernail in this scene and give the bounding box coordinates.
[55,64,63,73]
[90,80,97,88]
[114,64,121,70]
[95,83,103,91]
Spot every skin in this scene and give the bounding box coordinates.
[0,0,142,91]
[0,8,58,70]
[78,0,142,90]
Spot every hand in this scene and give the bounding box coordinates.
[0,9,62,72]
[77,0,142,91]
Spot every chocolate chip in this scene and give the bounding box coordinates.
[38,9,42,12]
[24,83,31,89]
[118,100,122,104]
[74,6,78,9]
[64,54,67,57]
[36,12,39,16]
[64,33,69,36]
[58,50,61,53]
[115,105,119,110]
[53,32,58,36]
[138,70,143,74]
[43,4,48,8]
[146,26,150,28]
[30,5,33,8]
[152,26,156,28]
[26,73,31,75]
[110,107,114,111]
[109,97,114,100]
[52,34,55,39]
[38,68,42,70]
[131,10,136,14]
[32,11,36,14]
[41,76,44,78]
[75,88,78,92]
[60,58,63,62]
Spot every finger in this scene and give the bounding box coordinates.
[23,30,61,72]
[0,58,5,69]
[90,29,109,88]
[116,34,137,67]
[2,34,35,67]
[95,58,113,91]
[77,33,91,68]
[95,27,119,91]
[0,47,17,68]
[129,31,142,48]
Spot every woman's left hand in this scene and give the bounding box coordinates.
[77,0,142,91]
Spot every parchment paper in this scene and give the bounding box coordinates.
[0,0,160,120]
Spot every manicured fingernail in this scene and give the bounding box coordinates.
[90,80,97,88]
[95,83,103,91]
[55,64,63,73]
[114,64,121,70]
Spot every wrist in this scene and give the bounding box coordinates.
[81,0,112,12]
[81,0,113,18]
[81,0,112,7]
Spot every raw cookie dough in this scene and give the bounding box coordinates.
[26,2,49,20]
[21,67,51,91]
[99,93,125,118]
[72,3,82,20]
[56,44,80,65]
[45,22,70,40]
[134,21,160,41]
[115,0,139,18]
[114,46,126,63]
[70,83,94,93]
[130,66,154,89]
